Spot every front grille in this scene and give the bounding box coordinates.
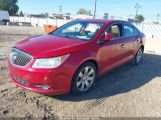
[10,48,32,67]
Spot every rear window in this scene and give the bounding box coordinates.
[123,24,141,37]
[123,24,134,36]
[134,27,141,34]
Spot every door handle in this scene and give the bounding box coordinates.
[121,44,125,48]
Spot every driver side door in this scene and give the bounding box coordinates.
[98,23,128,73]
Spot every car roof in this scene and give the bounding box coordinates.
[76,19,129,24]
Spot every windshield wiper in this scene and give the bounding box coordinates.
[51,34,86,41]
[58,34,79,39]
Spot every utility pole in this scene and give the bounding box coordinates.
[135,3,141,22]
[93,0,97,19]
[59,5,62,15]
[157,14,160,23]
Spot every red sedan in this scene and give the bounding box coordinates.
[9,20,145,95]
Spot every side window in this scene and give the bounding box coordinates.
[106,24,121,38]
[134,27,140,34]
[123,25,134,36]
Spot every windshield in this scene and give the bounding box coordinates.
[50,21,104,41]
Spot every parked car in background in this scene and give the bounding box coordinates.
[8,19,145,95]
[0,10,10,25]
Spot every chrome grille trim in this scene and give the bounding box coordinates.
[10,48,33,67]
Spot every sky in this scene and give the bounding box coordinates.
[18,0,161,20]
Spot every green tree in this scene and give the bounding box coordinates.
[0,0,19,15]
[135,14,145,23]
[66,13,71,15]
[77,8,92,16]
[44,12,49,18]
[86,10,92,16]
[38,13,49,18]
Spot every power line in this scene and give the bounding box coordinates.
[157,14,160,22]
[58,5,62,15]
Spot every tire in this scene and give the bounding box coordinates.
[71,62,97,94]
[134,47,144,65]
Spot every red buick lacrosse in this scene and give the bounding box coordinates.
[9,19,145,95]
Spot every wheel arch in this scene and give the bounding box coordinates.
[140,45,144,52]
[76,59,99,75]
[71,59,99,94]
[83,59,99,73]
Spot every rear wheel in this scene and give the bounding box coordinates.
[134,47,144,65]
[71,62,97,94]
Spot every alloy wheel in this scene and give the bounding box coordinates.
[136,48,143,64]
[76,66,95,92]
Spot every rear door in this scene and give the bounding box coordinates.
[122,23,141,59]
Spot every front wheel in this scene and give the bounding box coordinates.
[134,47,144,65]
[71,62,97,94]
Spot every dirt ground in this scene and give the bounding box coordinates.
[0,26,161,119]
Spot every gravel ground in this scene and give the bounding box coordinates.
[0,26,161,119]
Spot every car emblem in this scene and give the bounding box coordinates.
[11,52,17,63]
[13,54,17,60]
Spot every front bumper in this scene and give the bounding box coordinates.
[9,62,73,95]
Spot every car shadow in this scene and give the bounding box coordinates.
[52,53,161,101]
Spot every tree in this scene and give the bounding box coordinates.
[0,0,19,16]
[77,8,92,16]
[44,12,49,18]
[66,13,71,15]
[38,13,49,18]
[135,14,145,23]
[86,10,92,16]
[77,8,86,15]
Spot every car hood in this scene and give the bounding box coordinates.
[14,34,88,58]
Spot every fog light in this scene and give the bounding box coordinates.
[35,84,51,90]
[42,85,51,90]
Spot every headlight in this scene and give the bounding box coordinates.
[32,54,69,69]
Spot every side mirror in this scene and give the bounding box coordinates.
[103,33,113,41]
